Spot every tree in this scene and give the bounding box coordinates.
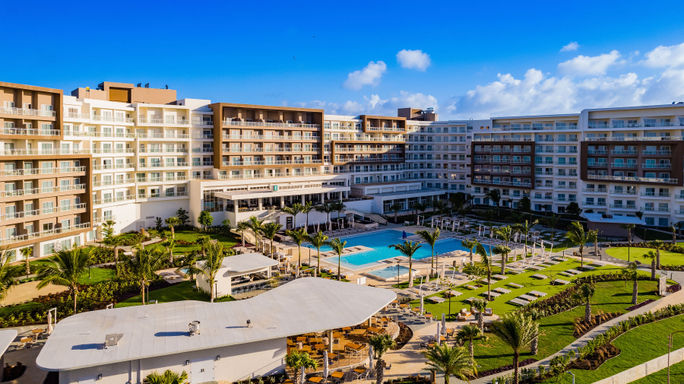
[0,249,16,301]
[475,243,493,300]
[281,203,304,229]
[285,351,317,384]
[457,324,481,360]
[648,239,663,269]
[246,216,264,250]
[495,225,513,271]
[200,241,226,302]
[513,219,538,259]
[155,217,163,232]
[369,334,396,384]
[449,192,467,216]
[417,228,440,277]
[126,246,165,305]
[314,202,335,232]
[144,370,188,384]
[486,189,501,214]
[179,251,202,280]
[236,221,249,247]
[624,223,636,262]
[261,222,282,258]
[37,247,91,313]
[176,208,190,227]
[424,344,476,384]
[622,261,640,304]
[286,228,308,277]
[198,211,213,232]
[390,202,403,223]
[301,201,314,231]
[102,219,115,242]
[328,237,347,281]
[165,216,181,239]
[566,201,582,217]
[573,282,595,322]
[389,241,422,288]
[21,246,33,276]
[493,245,511,275]
[518,196,531,212]
[331,201,346,229]
[565,221,588,267]
[307,231,329,276]
[162,237,176,264]
[672,224,678,245]
[588,229,599,259]
[471,298,488,331]
[461,238,478,265]
[644,250,657,280]
[491,313,538,384]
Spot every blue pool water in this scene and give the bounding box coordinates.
[366,265,412,280]
[310,229,469,268]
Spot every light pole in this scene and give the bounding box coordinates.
[668,330,684,384]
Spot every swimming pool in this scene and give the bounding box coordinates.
[366,265,413,281]
[312,229,469,268]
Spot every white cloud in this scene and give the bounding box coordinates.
[558,50,621,76]
[560,42,579,52]
[644,42,684,68]
[344,61,387,90]
[396,49,431,71]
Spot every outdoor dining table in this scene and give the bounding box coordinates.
[353,368,367,375]
[308,376,324,383]
[300,345,312,352]
[314,343,325,350]
[330,371,345,379]
[296,336,307,342]
[346,342,364,351]
[348,329,366,336]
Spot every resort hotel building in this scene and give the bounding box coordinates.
[4,80,684,260]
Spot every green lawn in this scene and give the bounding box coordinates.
[605,247,684,266]
[547,314,684,383]
[471,279,660,372]
[78,267,116,285]
[632,360,684,384]
[170,230,239,255]
[115,280,234,307]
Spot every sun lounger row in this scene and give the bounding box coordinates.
[531,274,548,280]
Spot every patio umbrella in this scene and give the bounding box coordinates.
[368,344,374,371]
[430,217,434,228]
[420,294,424,315]
[436,322,441,345]
[323,351,329,378]
[300,366,306,384]
[441,313,446,334]
[47,311,53,334]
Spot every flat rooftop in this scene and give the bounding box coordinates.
[219,252,278,273]
[37,278,395,371]
[0,329,17,357]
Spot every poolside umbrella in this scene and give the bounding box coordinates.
[323,351,329,378]
[436,322,441,345]
[300,365,306,383]
[420,294,424,315]
[47,311,53,334]
[430,217,434,228]
[368,344,374,371]
[441,313,446,334]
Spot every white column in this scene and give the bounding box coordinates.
[320,193,325,204]
[233,199,238,216]
[280,196,285,208]
[301,194,306,204]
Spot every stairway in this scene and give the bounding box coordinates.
[345,209,388,225]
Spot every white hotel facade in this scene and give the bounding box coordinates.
[3,80,684,261]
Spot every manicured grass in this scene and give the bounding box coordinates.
[0,301,42,318]
[115,281,234,307]
[78,267,116,285]
[632,360,684,384]
[171,230,239,254]
[471,279,660,372]
[606,247,684,266]
[547,314,684,383]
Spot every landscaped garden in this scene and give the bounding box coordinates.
[605,246,684,266]
[115,281,234,307]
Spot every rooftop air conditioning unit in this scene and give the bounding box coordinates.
[189,320,201,336]
[104,333,123,348]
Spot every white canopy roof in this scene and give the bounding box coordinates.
[220,252,278,274]
[37,278,395,371]
[0,330,16,357]
[582,213,646,225]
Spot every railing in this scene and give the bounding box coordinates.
[586,174,679,184]
[0,149,90,156]
[611,150,638,155]
[1,127,60,136]
[90,148,135,154]
[643,206,670,212]
[93,195,134,205]
[472,138,534,142]
[612,189,637,195]
[90,115,134,123]
[610,163,638,168]
[641,193,670,198]
[222,134,321,141]
[0,106,56,117]
[583,189,608,193]
[0,223,90,246]
[585,136,683,142]
[138,117,190,125]
[642,150,672,155]
[0,184,87,198]
[136,132,190,139]
[0,203,87,221]
[65,130,136,138]
[472,178,532,187]
[222,120,320,129]
[217,171,332,180]
[0,166,86,177]
[221,148,320,153]
[222,159,323,166]
[642,163,671,169]
[93,178,134,187]
[365,126,404,132]
[92,163,133,170]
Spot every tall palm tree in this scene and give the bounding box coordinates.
[285,352,317,384]
[200,241,226,302]
[314,202,335,232]
[282,203,304,229]
[623,261,640,304]
[493,245,511,275]
[286,228,308,277]
[644,250,657,280]
[301,201,314,231]
[461,238,478,265]
[162,237,176,264]
[330,201,345,229]
[565,221,588,267]
[369,334,396,384]
[247,216,264,250]
[588,229,599,259]
[457,324,481,360]
[165,216,181,240]
[486,189,501,214]
[260,222,282,258]
[476,243,493,300]
[389,241,422,288]
[624,223,636,262]
[573,282,595,322]
[307,231,329,276]
[513,219,538,258]
[417,228,440,277]
[648,239,663,269]
[20,246,33,276]
[0,249,16,301]
[471,298,488,331]
[127,246,165,305]
[144,369,189,384]
[236,221,249,247]
[328,237,347,281]
[424,344,476,384]
[37,247,91,313]
[491,313,538,384]
[390,202,403,223]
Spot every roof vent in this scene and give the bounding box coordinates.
[189,320,201,336]
[104,333,123,348]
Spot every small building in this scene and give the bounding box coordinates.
[37,278,395,384]
[583,213,646,238]
[196,252,279,297]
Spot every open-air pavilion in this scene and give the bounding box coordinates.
[196,252,279,297]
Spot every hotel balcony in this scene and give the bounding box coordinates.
[221,159,323,167]
[222,120,320,129]
[137,117,190,126]
[0,222,91,247]
[66,113,134,124]
[0,127,60,137]
[0,203,88,225]
[0,149,90,157]
[0,166,86,179]
[585,174,679,185]
[642,163,672,169]
[136,132,190,140]
[0,184,87,200]
[221,134,320,141]
[0,106,56,118]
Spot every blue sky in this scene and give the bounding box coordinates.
[4,0,684,119]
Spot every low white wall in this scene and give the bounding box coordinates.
[593,346,684,384]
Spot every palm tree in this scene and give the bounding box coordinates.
[236,221,249,247]
[369,334,396,384]
[644,250,657,280]
[573,282,595,322]
[144,369,189,384]
[127,246,165,305]
[330,201,345,229]
[476,243,493,300]
[417,228,440,277]
[301,201,314,231]
[315,202,335,232]
[624,223,636,262]
[179,251,202,280]
[513,219,538,259]
[471,298,488,331]
[390,202,403,223]
[623,261,640,304]
[648,239,663,269]
[672,224,678,245]
[261,222,282,258]
[282,203,304,229]
[20,246,33,276]
[588,229,599,259]
[0,249,16,301]
[307,231,329,276]
[493,245,511,275]
[162,238,176,264]
[165,216,181,239]
[286,228,308,277]
[247,216,264,250]
[565,221,588,267]
[328,237,347,281]
[200,241,226,302]
[486,189,501,214]
[491,313,538,384]
[37,247,91,313]
[389,241,422,288]
[285,351,318,384]
[457,324,481,360]
[424,344,476,384]
[461,238,478,265]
